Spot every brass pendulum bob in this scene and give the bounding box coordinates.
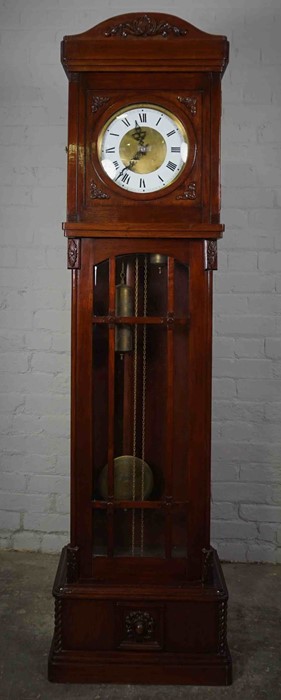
[115,264,133,354]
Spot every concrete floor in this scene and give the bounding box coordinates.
[0,552,280,700]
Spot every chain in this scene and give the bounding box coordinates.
[120,261,125,284]
[131,255,139,556]
[141,256,148,555]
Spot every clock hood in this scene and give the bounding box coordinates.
[61,12,229,77]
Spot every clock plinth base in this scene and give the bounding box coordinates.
[48,547,232,686]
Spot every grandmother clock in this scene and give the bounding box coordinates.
[48,13,231,685]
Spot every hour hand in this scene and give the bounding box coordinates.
[133,121,146,147]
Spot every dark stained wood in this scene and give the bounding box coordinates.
[165,257,175,557]
[70,268,78,544]
[66,80,79,220]
[92,500,188,509]
[49,12,231,686]
[107,258,115,500]
[63,222,224,236]
[61,13,229,75]
[49,547,232,684]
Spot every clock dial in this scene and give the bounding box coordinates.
[97,104,189,194]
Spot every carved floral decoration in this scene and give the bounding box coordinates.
[178,96,197,115]
[206,240,217,271]
[90,181,110,200]
[92,96,110,113]
[105,15,187,38]
[125,610,155,642]
[176,182,196,201]
[68,239,78,269]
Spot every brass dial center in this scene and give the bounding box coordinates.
[119,127,167,175]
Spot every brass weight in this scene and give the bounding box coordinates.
[149,254,167,267]
[115,275,133,353]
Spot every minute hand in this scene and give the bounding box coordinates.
[115,150,142,182]
[115,149,148,183]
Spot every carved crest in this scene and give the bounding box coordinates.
[105,14,187,38]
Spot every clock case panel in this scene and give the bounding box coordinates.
[93,97,194,197]
[68,73,215,226]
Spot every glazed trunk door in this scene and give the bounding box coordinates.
[73,238,211,582]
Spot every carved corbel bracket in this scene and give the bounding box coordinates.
[202,547,214,584]
[66,545,80,583]
[67,238,81,269]
[204,239,217,271]
[69,72,79,83]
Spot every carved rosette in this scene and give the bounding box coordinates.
[105,14,187,38]
[54,599,62,653]
[176,182,196,201]
[204,240,218,271]
[90,180,110,200]
[67,238,81,270]
[91,96,110,113]
[66,545,79,583]
[218,600,227,656]
[178,96,197,115]
[125,610,155,643]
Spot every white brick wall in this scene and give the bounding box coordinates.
[0,0,280,563]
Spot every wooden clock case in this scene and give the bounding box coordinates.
[48,13,231,685]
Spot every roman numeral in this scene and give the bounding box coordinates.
[171,146,180,153]
[121,173,131,184]
[139,178,146,189]
[113,160,119,170]
[109,132,119,137]
[105,147,115,153]
[167,130,176,137]
[158,175,165,183]
[139,113,147,123]
[156,117,162,126]
[166,161,177,172]
[122,117,130,127]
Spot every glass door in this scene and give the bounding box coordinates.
[92,253,190,573]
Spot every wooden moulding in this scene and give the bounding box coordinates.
[61,13,229,76]
[62,222,224,239]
